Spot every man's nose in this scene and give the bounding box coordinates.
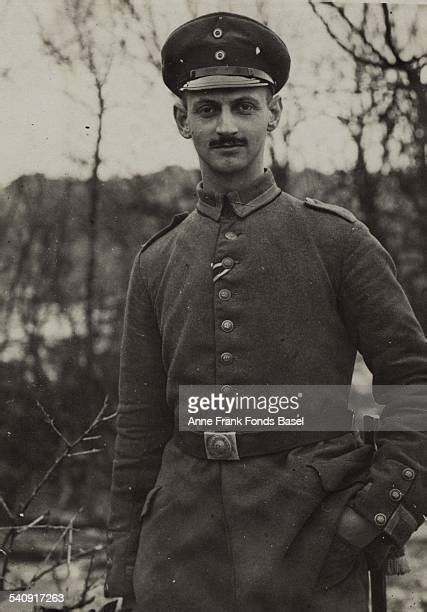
[216,107,238,136]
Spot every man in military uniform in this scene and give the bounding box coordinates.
[105,12,427,612]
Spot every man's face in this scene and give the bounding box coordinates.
[175,87,282,176]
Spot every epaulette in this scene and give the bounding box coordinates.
[140,212,189,253]
[304,197,357,223]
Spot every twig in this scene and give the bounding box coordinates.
[101,410,118,422]
[16,513,46,535]
[381,4,400,62]
[66,448,104,458]
[36,400,71,447]
[0,497,17,524]
[67,550,96,610]
[20,397,110,515]
[0,524,82,531]
[1,395,112,591]
[31,509,82,581]
[67,524,73,570]
[20,450,70,515]
[29,544,104,585]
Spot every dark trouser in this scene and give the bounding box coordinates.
[129,560,369,612]
[307,554,369,612]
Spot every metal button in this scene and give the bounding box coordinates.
[215,49,226,61]
[206,434,232,459]
[220,352,233,364]
[106,557,113,568]
[225,231,237,240]
[221,384,234,395]
[402,467,415,480]
[389,488,403,502]
[218,288,231,301]
[222,257,234,268]
[107,532,113,543]
[221,319,234,332]
[374,513,387,527]
[213,28,223,38]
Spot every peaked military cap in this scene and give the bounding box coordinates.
[161,12,291,95]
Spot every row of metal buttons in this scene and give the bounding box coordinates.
[373,467,416,527]
[218,230,239,380]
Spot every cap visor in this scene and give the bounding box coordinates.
[180,74,269,91]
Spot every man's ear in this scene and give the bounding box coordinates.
[267,95,283,132]
[174,99,192,139]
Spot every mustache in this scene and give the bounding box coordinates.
[209,137,247,148]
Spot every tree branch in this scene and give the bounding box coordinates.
[332,3,389,64]
[28,544,104,587]
[308,1,384,68]
[28,508,82,588]
[20,396,110,515]
[381,3,400,62]
[36,401,71,446]
[0,497,17,524]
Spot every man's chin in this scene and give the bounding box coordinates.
[207,157,249,174]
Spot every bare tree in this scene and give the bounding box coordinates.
[35,0,116,381]
[111,0,200,76]
[306,2,427,331]
[309,2,426,241]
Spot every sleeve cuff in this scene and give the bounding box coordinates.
[348,462,420,544]
[382,504,419,547]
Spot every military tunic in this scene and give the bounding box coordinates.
[106,170,427,610]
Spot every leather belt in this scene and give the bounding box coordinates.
[173,430,351,461]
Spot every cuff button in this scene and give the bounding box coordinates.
[389,488,403,502]
[374,512,387,527]
[402,467,415,481]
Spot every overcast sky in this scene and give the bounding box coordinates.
[0,0,425,187]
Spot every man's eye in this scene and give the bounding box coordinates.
[238,102,256,113]
[198,106,215,115]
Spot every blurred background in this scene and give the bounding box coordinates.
[0,0,426,609]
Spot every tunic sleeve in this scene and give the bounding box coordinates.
[338,220,427,550]
[105,252,172,598]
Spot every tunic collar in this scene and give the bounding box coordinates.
[196,168,281,221]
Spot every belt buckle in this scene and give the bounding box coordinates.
[204,432,239,460]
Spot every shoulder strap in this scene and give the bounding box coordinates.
[140,212,189,253]
[304,197,357,223]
